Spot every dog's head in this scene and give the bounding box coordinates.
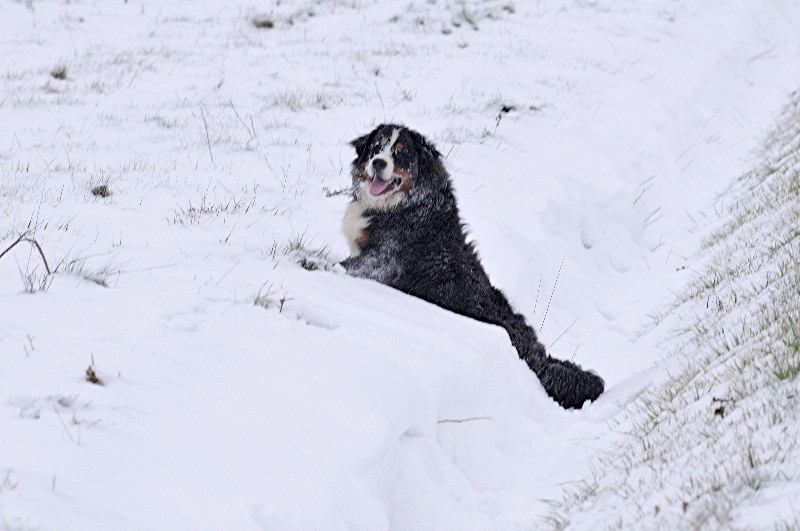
[349,124,444,211]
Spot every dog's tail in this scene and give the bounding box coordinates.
[505,315,604,409]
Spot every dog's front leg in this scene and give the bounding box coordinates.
[341,200,370,258]
[339,255,361,271]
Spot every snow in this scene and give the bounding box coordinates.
[552,93,800,527]
[1,0,799,529]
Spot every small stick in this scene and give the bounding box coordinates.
[200,106,215,167]
[323,186,353,197]
[228,100,257,142]
[437,416,492,424]
[52,406,76,443]
[116,263,178,275]
[533,274,542,316]
[214,259,241,286]
[0,233,52,274]
[374,81,385,109]
[540,258,565,332]
[549,316,579,349]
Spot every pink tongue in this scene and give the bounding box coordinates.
[369,176,391,196]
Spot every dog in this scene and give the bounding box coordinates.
[340,124,604,409]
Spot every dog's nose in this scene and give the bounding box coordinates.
[371,158,387,173]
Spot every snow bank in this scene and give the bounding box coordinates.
[549,92,800,530]
[1,0,799,529]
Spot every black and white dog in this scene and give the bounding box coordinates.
[341,124,604,409]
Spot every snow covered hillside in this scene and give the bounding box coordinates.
[548,90,800,530]
[1,0,799,529]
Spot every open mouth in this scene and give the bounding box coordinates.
[368,174,402,196]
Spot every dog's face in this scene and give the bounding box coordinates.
[350,124,441,211]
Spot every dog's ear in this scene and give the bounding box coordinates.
[406,128,447,187]
[408,129,441,163]
[350,134,370,159]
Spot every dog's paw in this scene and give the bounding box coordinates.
[539,358,604,410]
[577,369,605,404]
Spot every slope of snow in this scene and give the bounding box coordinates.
[1,0,799,529]
[550,92,800,530]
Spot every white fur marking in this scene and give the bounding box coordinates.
[342,200,370,257]
[358,128,407,211]
[366,128,400,178]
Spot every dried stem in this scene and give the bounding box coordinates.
[540,257,565,332]
[0,233,52,275]
[200,106,215,167]
[436,416,492,424]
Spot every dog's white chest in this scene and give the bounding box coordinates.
[342,200,370,257]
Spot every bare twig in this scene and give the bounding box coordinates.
[540,258,565,332]
[437,416,492,424]
[323,186,353,197]
[52,406,76,443]
[1,234,28,261]
[214,258,241,285]
[117,263,178,275]
[228,100,257,142]
[200,106,215,167]
[374,81,385,109]
[549,316,579,349]
[533,274,542,316]
[0,233,52,274]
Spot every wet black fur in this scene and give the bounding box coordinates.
[341,124,604,409]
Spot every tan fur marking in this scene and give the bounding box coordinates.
[395,167,413,192]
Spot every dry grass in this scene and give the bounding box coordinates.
[545,94,800,530]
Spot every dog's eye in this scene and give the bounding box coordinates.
[393,143,404,153]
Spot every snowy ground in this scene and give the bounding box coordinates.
[1,0,799,529]
[551,91,800,530]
